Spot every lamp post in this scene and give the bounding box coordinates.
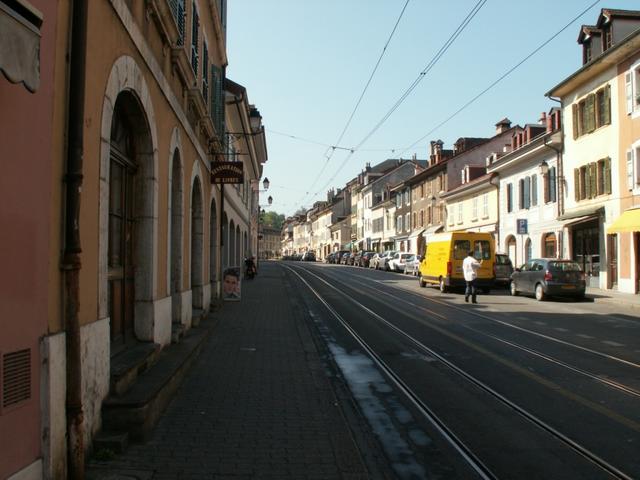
[256,178,272,266]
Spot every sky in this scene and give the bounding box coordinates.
[226,1,640,218]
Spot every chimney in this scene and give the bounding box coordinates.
[495,118,512,135]
[539,111,547,126]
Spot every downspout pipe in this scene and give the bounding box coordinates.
[489,173,501,252]
[62,0,88,478]
[546,96,565,218]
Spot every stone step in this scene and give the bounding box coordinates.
[110,343,161,397]
[101,315,215,442]
[92,431,129,454]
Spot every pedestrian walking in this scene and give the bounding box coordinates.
[463,250,482,303]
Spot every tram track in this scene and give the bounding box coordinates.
[284,263,637,480]
[330,267,640,399]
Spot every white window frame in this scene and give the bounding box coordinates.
[626,60,640,118]
[472,197,478,221]
[482,193,489,218]
[632,139,640,194]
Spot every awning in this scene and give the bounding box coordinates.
[424,224,444,235]
[408,229,425,240]
[607,208,640,234]
[0,2,43,93]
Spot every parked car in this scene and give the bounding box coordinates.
[369,253,382,269]
[339,252,350,265]
[388,252,413,272]
[510,258,586,301]
[494,253,514,287]
[360,252,376,267]
[333,250,350,264]
[352,251,364,266]
[347,252,358,265]
[377,250,397,271]
[404,255,422,275]
[301,251,316,261]
[325,252,335,264]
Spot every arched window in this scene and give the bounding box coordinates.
[544,233,557,258]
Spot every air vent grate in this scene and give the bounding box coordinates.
[2,349,31,409]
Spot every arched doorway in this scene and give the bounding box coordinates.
[191,178,204,310]
[229,220,236,267]
[235,225,242,265]
[525,238,532,263]
[170,149,183,324]
[543,233,556,258]
[209,198,217,297]
[506,235,517,267]
[221,213,228,269]
[107,91,154,350]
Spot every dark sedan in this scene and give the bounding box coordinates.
[510,258,586,301]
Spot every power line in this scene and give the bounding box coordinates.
[311,0,487,199]
[397,0,602,157]
[296,0,412,208]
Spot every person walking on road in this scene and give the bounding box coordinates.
[463,250,482,304]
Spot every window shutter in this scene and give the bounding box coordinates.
[588,163,597,198]
[604,85,611,125]
[572,104,579,139]
[524,177,531,209]
[543,173,549,203]
[604,157,611,195]
[191,5,199,74]
[550,167,557,203]
[574,169,580,201]
[211,64,225,144]
[202,43,209,104]
[626,71,633,114]
[586,94,596,133]
[507,183,513,213]
[531,175,537,206]
[627,150,634,190]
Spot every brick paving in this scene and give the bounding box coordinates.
[88,262,384,479]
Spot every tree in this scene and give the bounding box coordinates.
[260,211,285,230]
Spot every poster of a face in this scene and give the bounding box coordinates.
[222,267,241,301]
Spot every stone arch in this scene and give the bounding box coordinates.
[506,235,517,267]
[235,225,241,266]
[209,197,218,289]
[542,232,557,258]
[191,176,204,310]
[229,220,236,267]
[99,55,159,343]
[168,128,184,324]
[221,212,228,269]
[525,237,532,263]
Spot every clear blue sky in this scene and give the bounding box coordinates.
[227,1,639,218]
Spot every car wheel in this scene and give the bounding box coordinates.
[535,283,546,301]
[439,278,447,293]
[510,281,518,296]
[419,276,426,288]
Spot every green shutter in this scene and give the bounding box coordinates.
[210,64,225,144]
[604,85,611,125]
[574,169,580,201]
[589,163,597,198]
[572,104,579,139]
[586,94,596,133]
[604,157,612,194]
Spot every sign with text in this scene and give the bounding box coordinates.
[211,162,244,184]
[517,218,528,235]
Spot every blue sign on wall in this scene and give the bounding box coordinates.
[517,219,528,235]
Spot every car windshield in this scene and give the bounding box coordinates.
[495,255,512,265]
[549,261,582,271]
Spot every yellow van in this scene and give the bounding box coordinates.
[418,231,495,293]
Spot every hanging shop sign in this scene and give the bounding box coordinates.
[211,162,244,184]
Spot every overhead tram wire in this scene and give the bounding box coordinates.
[295,0,412,210]
[311,0,487,199]
[396,0,602,158]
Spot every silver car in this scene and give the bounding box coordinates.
[403,255,422,275]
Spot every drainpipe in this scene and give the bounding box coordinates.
[546,97,565,218]
[62,0,88,478]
